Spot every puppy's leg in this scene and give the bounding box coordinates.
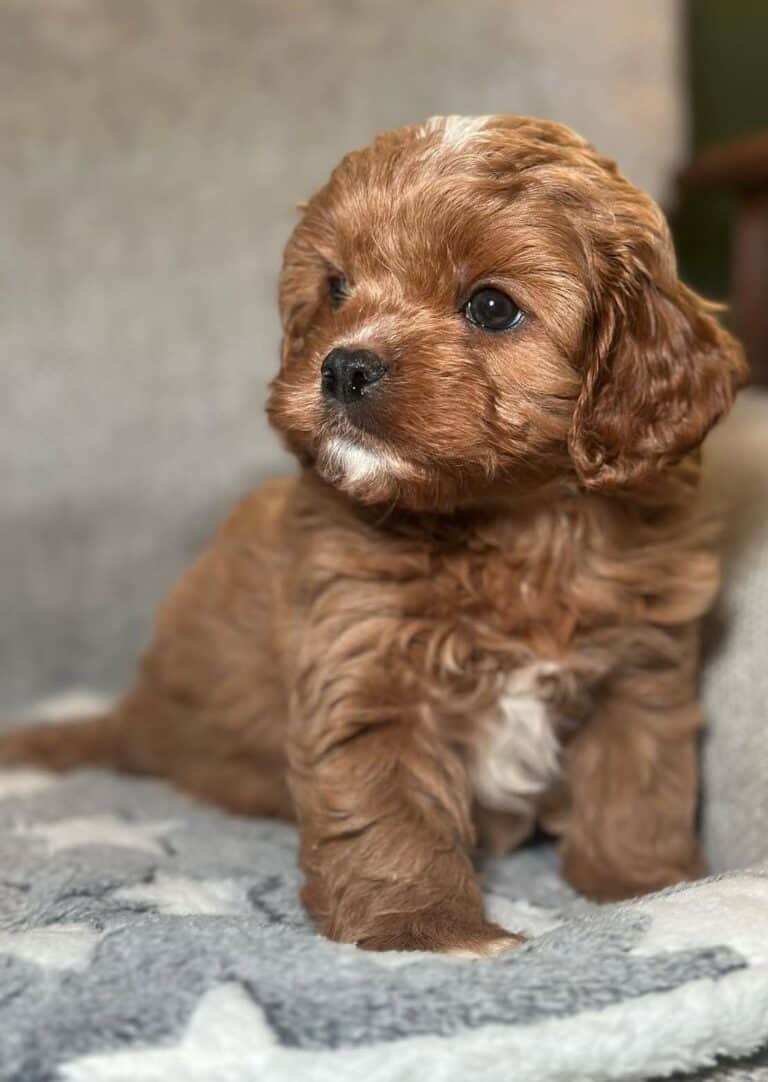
[289,686,523,954]
[0,481,293,817]
[0,712,121,772]
[0,680,293,820]
[558,662,705,901]
[172,758,293,819]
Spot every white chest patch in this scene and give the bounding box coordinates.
[470,662,563,814]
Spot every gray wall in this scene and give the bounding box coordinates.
[2,0,685,706]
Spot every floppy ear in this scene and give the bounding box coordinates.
[569,265,747,490]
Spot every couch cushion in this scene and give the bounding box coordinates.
[702,390,768,871]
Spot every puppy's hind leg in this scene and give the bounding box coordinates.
[0,689,295,822]
[0,682,180,776]
[0,710,124,773]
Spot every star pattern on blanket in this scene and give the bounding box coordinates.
[59,984,278,1082]
[54,959,768,1082]
[0,923,103,971]
[2,693,767,1082]
[14,815,180,855]
[113,873,252,916]
[632,877,768,966]
[23,690,113,723]
[0,767,59,800]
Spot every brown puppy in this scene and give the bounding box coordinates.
[0,115,746,955]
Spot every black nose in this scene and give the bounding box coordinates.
[320,348,388,404]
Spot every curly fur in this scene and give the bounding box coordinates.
[0,115,746,955]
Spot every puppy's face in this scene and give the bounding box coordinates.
[268,115,745,511]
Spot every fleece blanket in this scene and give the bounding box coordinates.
[1,707,768,1082]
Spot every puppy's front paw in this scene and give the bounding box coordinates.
[443,932,525,959]
[354,906,525,956]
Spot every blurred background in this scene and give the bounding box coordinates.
[2,0,767,709]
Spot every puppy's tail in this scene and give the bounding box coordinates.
[0,711,123,773]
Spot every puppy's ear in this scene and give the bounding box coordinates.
[569,236,747,489]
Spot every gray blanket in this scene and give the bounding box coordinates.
[2,741,768,1082]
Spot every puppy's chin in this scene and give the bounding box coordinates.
[316,435,418,507]
[314,435,508,513]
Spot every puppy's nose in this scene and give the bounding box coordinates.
[321,348,388,404]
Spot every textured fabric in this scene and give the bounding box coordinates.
[1,754,767,1082]
[0,0,686,708]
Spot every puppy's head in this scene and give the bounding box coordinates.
[268,115,746,510]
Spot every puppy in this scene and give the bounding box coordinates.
[0,115,746,955]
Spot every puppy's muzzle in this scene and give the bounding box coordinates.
[321,348,388,405]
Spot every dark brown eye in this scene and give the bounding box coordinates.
[464,287,523,332]
[327,274,348,307]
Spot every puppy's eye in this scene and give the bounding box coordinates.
[464,287,523,332]
[327,275,348,307]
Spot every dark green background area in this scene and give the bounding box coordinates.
[672,0,768,302]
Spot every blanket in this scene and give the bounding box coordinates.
[1,740,767,1082]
